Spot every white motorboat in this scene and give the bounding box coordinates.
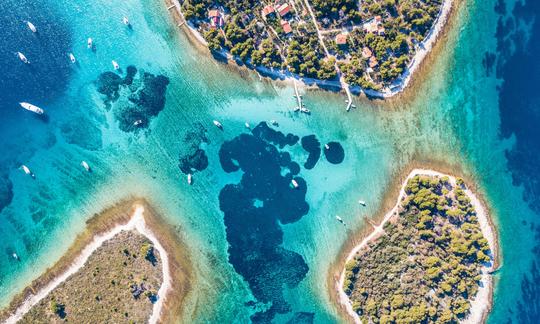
[87,38,93,49]
[81,161,91,172]
[27,21,37,33]
[293,106,300,112]
[270,120,278,126]
[245,122,250,129]
[187,173,192,185]
[324,144,330,150]
[291,179,299,189]
[213,120,223,129]
[112,60,120,70]
[20,165,34,178]
[12,253,19,260]
[133,119,143,126]
[19,102,44,115]
[123,16,130,26]
[300,107,310,114]
[17,52,29,64]
[69,53,76,63]
[358,200,366,206]
[336,215,345,224]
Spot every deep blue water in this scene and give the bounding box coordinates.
[494,0,540,321]
[218,122,342,322]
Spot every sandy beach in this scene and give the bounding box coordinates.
[336,169,498,323]
[1,200,193,324]
[165,0,454,99]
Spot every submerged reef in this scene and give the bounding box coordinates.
[324,142,345,164]
[0,175,13,214]
[96,66,169,132]
[301,135,321,170]
[178,123,209,174]
[218,122,343,322]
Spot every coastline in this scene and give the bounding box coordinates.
[335,168,499,323]
[0,199,193,324]
[164,0,455,99]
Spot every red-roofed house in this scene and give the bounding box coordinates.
[281,20,292,34]
[335,33,348,46]
[208,10,224,28]
[262,5,276,19]
[276,3,291,17]
[361,47,373,59]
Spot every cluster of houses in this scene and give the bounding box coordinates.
[362,16,385,36]
[261,2,293,35]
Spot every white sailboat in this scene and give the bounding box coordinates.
[26,21,37,33]
[81,161,91,172]
[187,173,192,185]
[17,52,29,64]
[69,53,76,63]
[19,102,44,115]
[213,120,223,129]
[133,119,143,126]
[245,122,250,129]
[112,60,120,70]
[336,215,345,224]
[358,200,366,206]
[291,179,299,189]
[324,144,330,150]
[20,165,35,178]
[122,16,130,26]
[87,38,93,49]
[12,253,19,260]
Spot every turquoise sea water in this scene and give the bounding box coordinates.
[0,0,538,322]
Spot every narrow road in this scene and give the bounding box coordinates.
[301,0,354,110]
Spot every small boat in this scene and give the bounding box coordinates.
[324,144,330,150]
[300,107,310,114]
[133,119,143,126]
[87,38,93,49]
[122,16,130,26]
[245,122,250,129]
[19,102,44,115]
[69,53,76,63]
[187,173,192,185]
[12,253,19,260]
[358,200,366,206]
[336,215,345,224]
[112,60,120,70]
[26,21,37,33]
[81,161,91,172]
[270,120,278,126]
[213,120,223,129]
[291,179,299,189]
[20,165,35,178]
[17,52,29,64]
[293,106,300,112]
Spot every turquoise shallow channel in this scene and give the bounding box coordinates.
[0,0,539,323]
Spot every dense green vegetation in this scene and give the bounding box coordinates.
[181,0,444,89]
[344,175,491,323]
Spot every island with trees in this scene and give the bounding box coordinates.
[175,0,450,96]
[1,200,193,324]
[338,170,497,323]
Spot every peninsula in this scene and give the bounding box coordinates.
[0,200,192,324]
[169,0,453,97]
[337,170,497,323]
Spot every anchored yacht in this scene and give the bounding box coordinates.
[112,60,120,70]
[358,200,366,206]
[123,16,130,26]
[69,53,76,63]
[213,120,223,129]
[324,144,330,150]
[26,21,37,33]
[87,38,93,49]
[187,173,192,185]
[20,165,34,178]
[245,122,250,129]
[291,179,299,189]
[19,102,44,115]
[336,215,345,224]
[17,52,29,64]
[81,161,91,172]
